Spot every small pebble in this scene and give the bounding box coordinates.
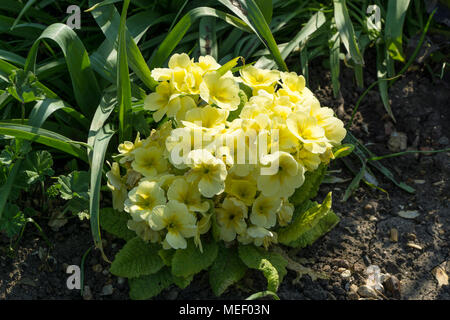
[340,269,352,279]
[92,264,102,273]
[102,268,110,276]
[83,286,93,300]
[348,292,359,300]
[349,284,358,293]
[406,242,422,250]
[357,285,378,299]
[390,228,398,242]
[101,284,114,296]
[414,180,426,184]
[383,275,401,299]
[364,203,374,213]
[369,215,378,222]
[438,136,449,146]
[117,277,126,285]
[406,233,416,241]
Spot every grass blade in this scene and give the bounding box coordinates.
[88,0,159,90]
[10,0,38,31]
[333,0,364,66]
[255,11,326,69]
[89,123,115,262]
[0,122,88,161]
[149,7,251,69]
[117,0,132,143]
[199,17,218,59]
[24,23,102,117]
[376,43,396,122]
[218,0,288,71]
[385,0,411,64]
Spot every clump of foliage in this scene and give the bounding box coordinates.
[99,53,349,299]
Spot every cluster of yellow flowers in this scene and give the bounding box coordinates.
[107,54,346,251]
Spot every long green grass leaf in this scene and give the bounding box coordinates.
[149,7,251,69]
[24,23,102,117]
[218,0,287,71]
[117,0,132,142]
[333,0,364,66]
[385,0,411,63]
[0,122,88,161]
[89,123,115,261]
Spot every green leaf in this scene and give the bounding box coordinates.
[100,207,136,241]
[238,245,287,292]
[218,0,288,71]
[117,0,132,142]
[10,0,38,31]
[278,192,339,248]
[333,143,354,159]
[173,274,194,289]
[24,23,102,117]
[7,69,45,103]
[376,43,396,122]
[246,290,280,300]
[199,17,218,59]
[333,0,364,65]
[88,0,159,90]
[111,237,165,278]
[149,7,251,70]
[385,0,411,63]
[289,163,327,206]
[57,171,90,201]
[254,0,273,24]
[129,267,173,300]
[158,249,175,267]
[329,29,341,98]
[0,122,88,162]
[23,150,54,185]
[209,245,247,296]
[171,239,218,278]
[89,124,115,260]
[0,202,25,237]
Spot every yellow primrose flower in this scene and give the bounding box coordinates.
[257,151,305,198]
[196,55,221,74]
[173,96,197,123]
[250,195,282,228]
[167,177,210,213]
[132,146,168,177]
[215,197,248,241]
[186,149,227,198]
[116,133,142,164]
[127,220,161,243]
[271,118,300,154]
[277,199,294,227]
[225,177,257,206]
[280,72,306,93]
[151,53,192,81]
[199,71,240,111]
[166,127,213,169]
[182,105,229,131]
[286,111,330,154]
[240,65,279,94]
[124,180,167,222]
[309,103,346,145]
[149,200,197,250]
[106,162,128,212]
[144,81,179,122]
[238,225,277,248]
[295,147,321,171]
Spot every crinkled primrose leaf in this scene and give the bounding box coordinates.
[110,237,165,278]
